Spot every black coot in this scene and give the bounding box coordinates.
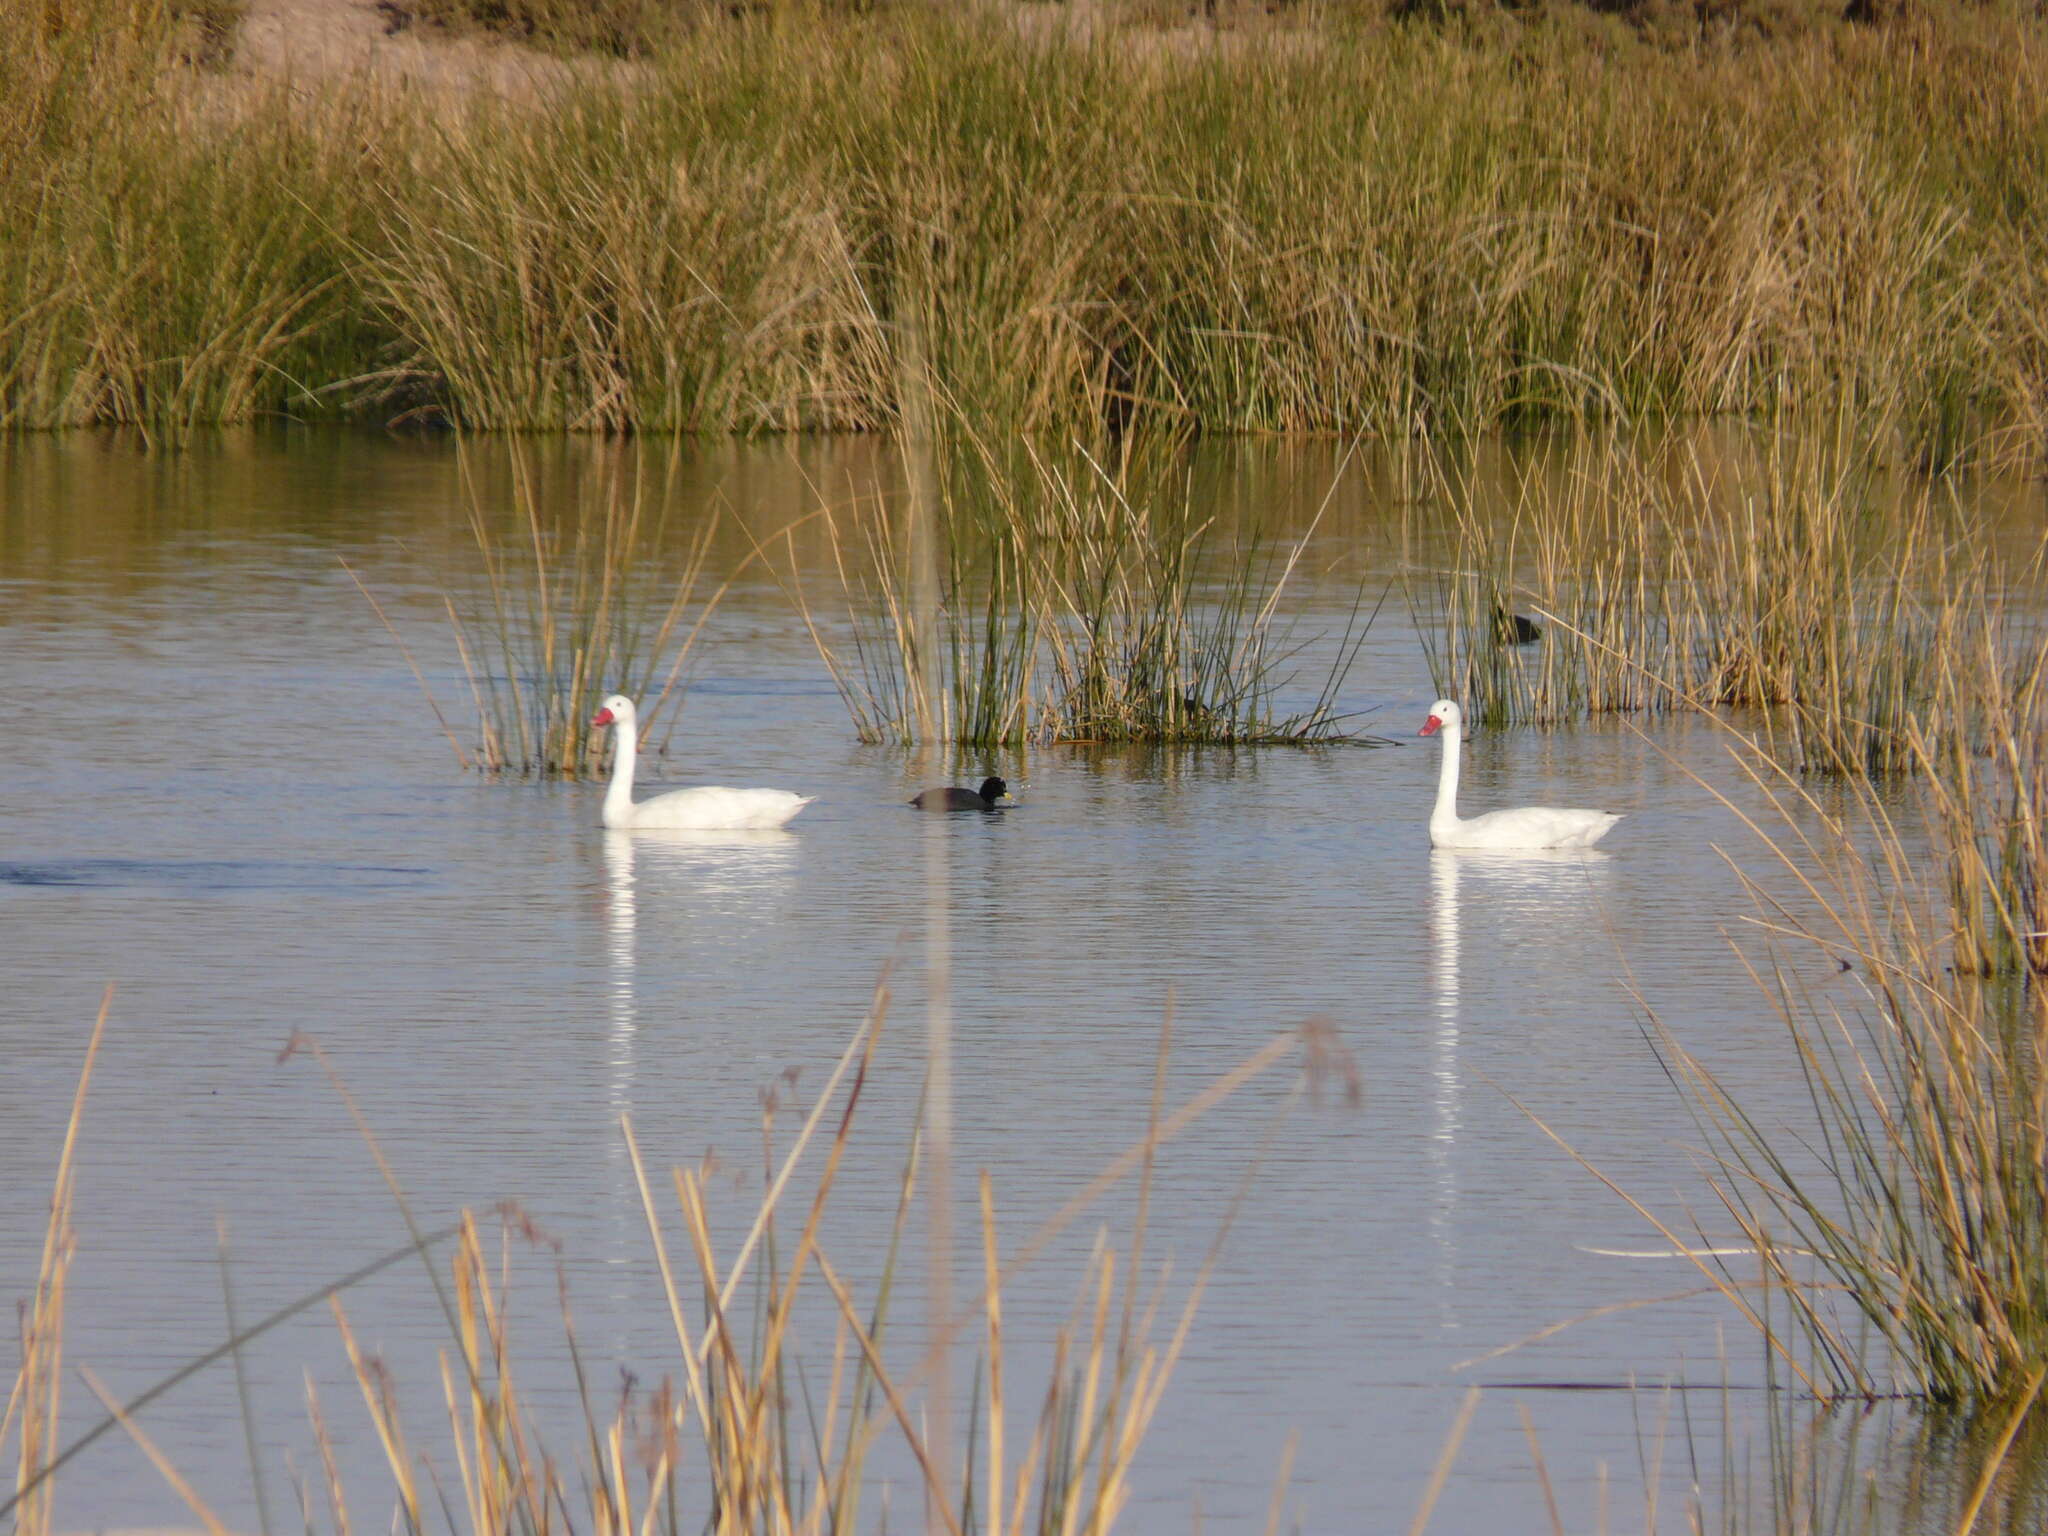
[910,776,1010,811]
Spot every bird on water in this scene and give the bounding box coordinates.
[910,776,1013,811]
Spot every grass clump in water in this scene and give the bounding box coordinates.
[415,441,730,778]
[1413,429,2021,778]
[791,430,1374,748]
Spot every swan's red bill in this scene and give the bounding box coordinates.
[1420,714,1443,736]
[591,706,616,727]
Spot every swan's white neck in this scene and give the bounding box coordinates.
[1431,718,1463,837]
[602,719,639,828]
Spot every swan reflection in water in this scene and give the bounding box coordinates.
[1427,847,1614,1329]
[601,826,802,1071]
[599,828,800,1283]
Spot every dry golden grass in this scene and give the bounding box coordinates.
[3,993,108,1536]
[3,993,1341,1533]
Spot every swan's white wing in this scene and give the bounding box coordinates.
[629,786,812,831]
[1436,806,1621,851]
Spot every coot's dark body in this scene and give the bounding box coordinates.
[1492,607,1542,645]
[911,776,1009,811]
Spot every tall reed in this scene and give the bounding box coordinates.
[791,431,1372,747]
[1413,429,2015,777]
[1412,435,1691,728]
[435,441,726,777]
[7,1001,1326,1534]
[3,992,108,1536]
[0,3,379,433]
[1629,692,2048,1406]
[1914,629,2048,979]
[1436,446,2048,1403]
[356,1010,1312,1535]
[7,7,2048,447]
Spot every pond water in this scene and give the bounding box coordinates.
[0,429,2035,1534]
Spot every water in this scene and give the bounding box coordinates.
[0,430,2025,1533]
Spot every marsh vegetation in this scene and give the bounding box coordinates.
[420,412,2048,1430]
[781,433,1374,749]
[5,0,2047,457]
[429,443,733,777]
[1411,428,2048,1423]
[431,421,2048,1424]
[10,424,2048,1533]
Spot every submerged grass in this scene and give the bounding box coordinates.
[6,4,2048,447]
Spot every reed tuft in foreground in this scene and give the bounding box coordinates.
[1616,663,2048,1408]
[5,996,1336,1535]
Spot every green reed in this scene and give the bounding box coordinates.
[1413,430,2010,778]
[1630,683,2048,1406]
[0,9,377,434]
[7,4,2048,447]
[1023,443,1372,746]
[1411,435,1692,728]
[791,430,1371,748]
[436,441,726,776]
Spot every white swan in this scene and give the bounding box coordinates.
[590,695,812,831]
[1419,698,1621,851]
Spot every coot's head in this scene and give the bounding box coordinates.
[978,776,1010,803]
[1419,699,1461,737]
